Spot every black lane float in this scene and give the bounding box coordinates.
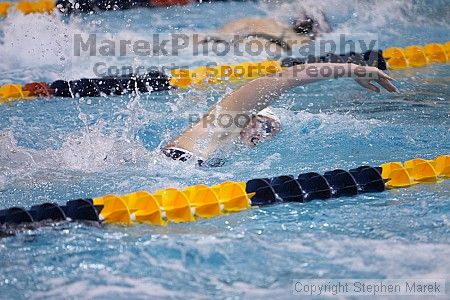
[1,155,448,236]
[0,50,386,102]
[0,0,254,16]
[0,165,386,230]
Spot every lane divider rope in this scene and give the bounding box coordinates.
[0,0,54,16]
[383,42,450,69]
[0,155,448,229]
[0,0,219,17]
[0,41,448,103]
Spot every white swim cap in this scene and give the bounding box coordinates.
[240,107,281,146]
[256,107,281,124]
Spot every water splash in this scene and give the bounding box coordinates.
[0,12,90,82]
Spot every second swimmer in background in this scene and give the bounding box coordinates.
[200,12,332,53]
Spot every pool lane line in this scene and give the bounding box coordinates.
[1,41,449,104]
[0,155,448,231]
[0,0,235,17]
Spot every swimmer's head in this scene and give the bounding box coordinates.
[292,17,314,35]
[240,107,281,147]
[292,12,331,36]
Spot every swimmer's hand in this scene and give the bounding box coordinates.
[353,66,398,93]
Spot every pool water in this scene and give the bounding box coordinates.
[0,0,449,298]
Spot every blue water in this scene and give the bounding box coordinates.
[0,0,449,299]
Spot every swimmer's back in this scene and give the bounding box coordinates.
[216,17,312,47]
[217,17,289,36]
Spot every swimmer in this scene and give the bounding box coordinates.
[162,63,398,166]
[200,12,331,53]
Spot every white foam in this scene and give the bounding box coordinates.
[0,12,88,81]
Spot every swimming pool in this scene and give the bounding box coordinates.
[0,0,449,298]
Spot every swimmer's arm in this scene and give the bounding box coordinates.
[273,63,398,93]
[166,63,397,157]
[197,63,397,114]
